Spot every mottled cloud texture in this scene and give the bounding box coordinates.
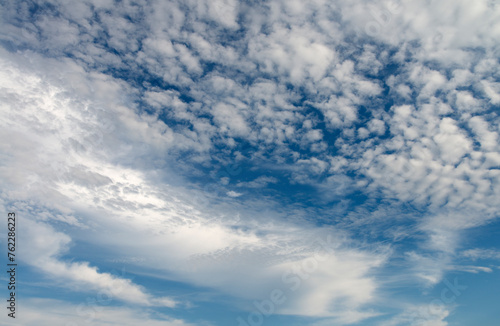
[1,0,499,325]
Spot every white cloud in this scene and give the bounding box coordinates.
[0,298,193,326]
[381,304,451,326]
[450,265,492,274]
[434,118,472,165]
[461,248,500,261]
[276,249,387,318]
[19,218,177,308]
[1,0,500,324]
[226,190,243,197]
[236,176,279,188]
[0,48,389,323]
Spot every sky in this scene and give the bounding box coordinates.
[0,0,499,325]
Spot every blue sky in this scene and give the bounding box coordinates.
[0,0,499,325]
